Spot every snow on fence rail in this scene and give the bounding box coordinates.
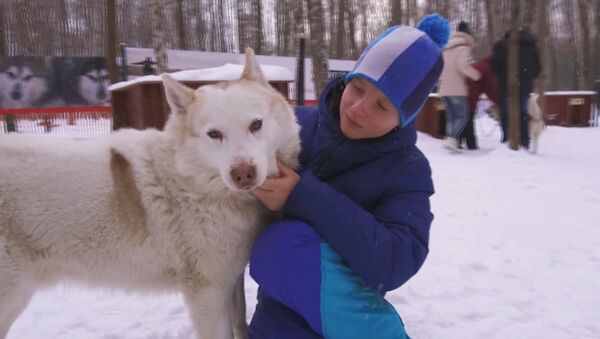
[0,106,112,137]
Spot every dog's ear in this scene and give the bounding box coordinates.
[240,47,268,86]
[162,74,195,114]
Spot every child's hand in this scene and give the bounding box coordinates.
[251,160,300,211]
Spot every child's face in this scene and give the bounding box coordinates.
[339,78,400,139]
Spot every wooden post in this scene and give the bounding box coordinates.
[508,0,520,150]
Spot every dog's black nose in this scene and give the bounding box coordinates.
[11,90,22,101]
[230,163,257,189]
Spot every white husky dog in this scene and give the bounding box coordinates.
[528,93,544,154]
[0,48,300,339]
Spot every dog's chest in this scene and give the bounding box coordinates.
[147,193,265,259]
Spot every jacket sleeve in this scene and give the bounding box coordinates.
[457,47,481,81]
[283,157,434,293]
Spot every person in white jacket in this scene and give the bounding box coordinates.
[438,21,481,151]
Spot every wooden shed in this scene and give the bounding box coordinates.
[543,91,596,127]
[415,94,446,139]
[109,64,293,130]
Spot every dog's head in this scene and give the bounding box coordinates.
[0,58,51,108]
[161,48,300,194]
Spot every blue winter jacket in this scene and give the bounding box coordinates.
[248,78,434,338]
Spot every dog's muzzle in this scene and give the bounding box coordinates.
[230,162,257,189]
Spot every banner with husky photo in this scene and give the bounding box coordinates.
[0,56,110,109]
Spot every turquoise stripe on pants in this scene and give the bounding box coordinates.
[320,243,410,339]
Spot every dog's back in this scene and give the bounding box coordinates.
[0,132,174,286]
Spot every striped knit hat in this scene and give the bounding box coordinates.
[345,14,450,128]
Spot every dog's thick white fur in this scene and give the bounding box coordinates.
[528,93,544,154]
[0,48,300,339]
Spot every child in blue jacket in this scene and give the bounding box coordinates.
[248,14,450,339]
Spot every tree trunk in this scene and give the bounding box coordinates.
[14,1,37,56]
[564,1,581,89]
[336,0,346,59]
[391,0,403,26]
[577,0,592,89]
[535,0,548,113]
[595,0,600,80]
[306,0,329,99]
[361,3,368,51]
[150,0,168,74]
[347,4,358,58]
[0,0,5,56]
[175,0,187,50]
[106,0,118,84]
[407,0,417,26]
[521,0,537,30]
[484,0,498,43]
[508,0,520,150]
[255,0,263,55]
[237,1,248,52]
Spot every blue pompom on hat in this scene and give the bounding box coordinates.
[345,13,450,128]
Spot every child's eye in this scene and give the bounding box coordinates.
[352,84,364,94]
[377,101,388,111]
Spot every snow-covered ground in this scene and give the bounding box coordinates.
[6,115,600,339]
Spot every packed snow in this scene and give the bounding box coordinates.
[6,114,600,339]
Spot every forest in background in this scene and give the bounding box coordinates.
[0,0,598,93]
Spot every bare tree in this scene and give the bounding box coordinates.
[522,0,537,29]
[390,0,403,25]
[577,0,592,89]
[535,0,548,103]
[347,3,358,58]
[407,0,417,25]
[0,0,5,56]
[508,0,520,150]
[150,0,168,73]
[335,0,347,59]
[175,0,188,50]
[306,0,329,99]
[564,1,581,89]
[484,0,499,42]
[254,0,263,54]
[106,0,118,83]
[596,0,600,80]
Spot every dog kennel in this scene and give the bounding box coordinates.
[109,64,293,131]
[415,94,446,139]
[543,91,596,127]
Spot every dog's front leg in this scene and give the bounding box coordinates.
[231,273,248,339]
[183,284,234,339]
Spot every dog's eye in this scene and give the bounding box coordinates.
[6,71,15,79]
[249,119,262,133]
[23,74,33,81]
[207,129,223,141]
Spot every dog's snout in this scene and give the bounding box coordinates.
[230,163,257,189]
[11,89,22,101]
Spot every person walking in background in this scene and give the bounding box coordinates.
[438,21,481,151]
[459,56,499,150]
[491,29,541,149]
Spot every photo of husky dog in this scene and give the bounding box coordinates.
[52,57,111,106]
[528,93,544,154]
[0,57,55,109]
[0,48,301,339]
